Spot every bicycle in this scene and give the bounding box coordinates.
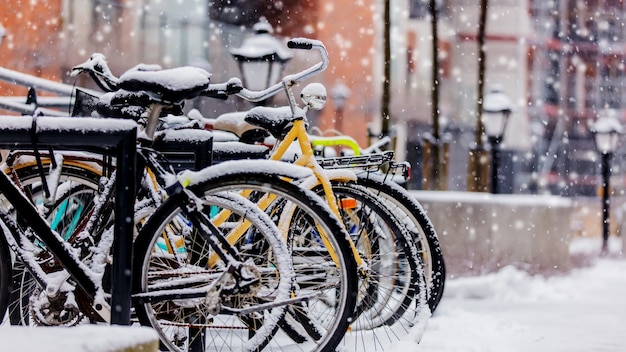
[0,115,294,334]
[199,38,443,315]
[309,130,446,312]
[68,37,430,347]
[201,81,445,314]
[144,39,430,340]
[191,48,445,314]
[0,71,359,351]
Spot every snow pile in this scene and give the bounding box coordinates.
[410,236,626,352]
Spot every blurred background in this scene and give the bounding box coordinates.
[2,0,626,198]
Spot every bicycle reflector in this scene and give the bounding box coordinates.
[339,197,357,209]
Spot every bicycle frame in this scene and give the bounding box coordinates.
[0,147,275,321]
[3,143,319,302]
[268,119,363,267]
[199,39,367,268]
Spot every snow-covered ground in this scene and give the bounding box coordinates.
[388,236,626,352]
[2,236,623,351]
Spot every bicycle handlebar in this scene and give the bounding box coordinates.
[287,38,314,50]
[235,38,328,103]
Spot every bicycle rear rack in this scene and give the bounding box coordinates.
[317,150,395,170]
[317,150,410,183]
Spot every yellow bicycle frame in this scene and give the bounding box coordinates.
[210,118,363,268]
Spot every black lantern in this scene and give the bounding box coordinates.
[590,110,623,254]
[482,85,512,194]
[230,17,292,104]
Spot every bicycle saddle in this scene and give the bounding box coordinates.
[245,106,306,140]
[213,112,270,144]
[117,66,211,104]
[96,90,183,120]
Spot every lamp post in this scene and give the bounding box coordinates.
[482,86,512,194]
[229,17,292,105]
[590,111,623,255]
[331,82,350,132]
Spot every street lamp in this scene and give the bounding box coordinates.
[229,17,292,104]
[590,110,623,255]
[330,82,350,132]
[482,85,512,194]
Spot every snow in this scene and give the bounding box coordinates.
[177,159,313,188]
[590,110,623,134]
[156,128,213,143]
[309,236,626,352]
[412,190,571,207]
[389,236,626,352]
[229,33,294,61]
[0,115,137,134]
[118,66,211,92]
[301,82,328,110]
[1,237,622,351]
[1,325,158,352]
[483,85,513,113]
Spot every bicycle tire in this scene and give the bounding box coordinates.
[0,230,12,324]
[2,162,102,326]
[314,181,428,332]
[133,172,357,352]
[356,173,446,312]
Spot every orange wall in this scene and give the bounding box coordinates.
[315,0,376,146]
[0,0,64,97]
[0,0,378,146]
[261,0,377,146]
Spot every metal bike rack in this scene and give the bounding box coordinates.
[0,115,137,326]
[0,66,102,116]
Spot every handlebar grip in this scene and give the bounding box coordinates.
[225,78,243,94]
[287,38,314,50]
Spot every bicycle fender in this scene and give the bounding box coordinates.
[177,159,313,188]
[298,169,357,190]
[323,169,357,182]
[310,135,362,156]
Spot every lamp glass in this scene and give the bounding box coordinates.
[268,60,283,89]
[595,132,620,154]
[240,61,270,91]
[482,111,509,138]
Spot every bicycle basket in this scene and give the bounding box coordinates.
[71,88,99,117]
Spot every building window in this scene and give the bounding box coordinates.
[544,51,560,105]
[92,0,121,32]
[409,0,447,19]
[209,0,260,26]
[600,56,625,109]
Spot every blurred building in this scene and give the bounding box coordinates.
[391,0,626,195]
[527,0,626,196]
[393,0,532,191]
[0,0,64,97]
[1,0,625,196]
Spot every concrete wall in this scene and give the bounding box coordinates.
[411,191,573,276]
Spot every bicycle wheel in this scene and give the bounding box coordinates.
[2,161,102,326]
[356,173,446,312]
[0,231,13,324]
[313,181,428,335]
[134,173,357,352]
